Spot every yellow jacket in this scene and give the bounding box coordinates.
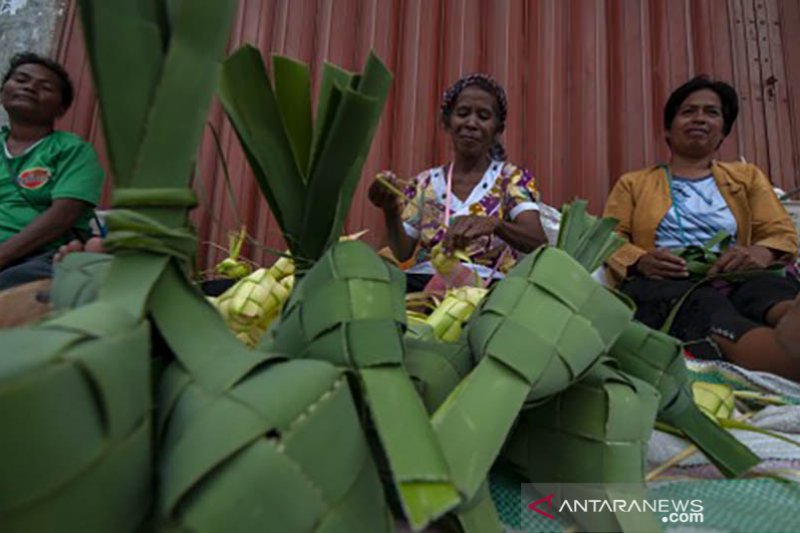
[603,162,798,282]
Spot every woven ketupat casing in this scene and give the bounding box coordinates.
[50,252,112,310]
[502,359,660,482]
[502,360,661,532]
[274,240,406,366]
[404,337,473,412]
[424,287,487,343]
[272,240,460,530]
[431,247,634,501]
[607,322,689,414]
[608,321,760,477]
[693,382,735,420]
[215,268,291,346]
[469,247,633,404]
[158,358,391,532]
[0,302,152,533]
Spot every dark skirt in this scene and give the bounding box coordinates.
[620,273,800,359]
[405,273,433,293]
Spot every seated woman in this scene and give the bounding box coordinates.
[604,75,800,380]
[0,52,104,291]
[368,74,547,292]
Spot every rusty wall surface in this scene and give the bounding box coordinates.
[52,0,800,267]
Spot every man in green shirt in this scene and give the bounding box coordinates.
[0,52,104,290]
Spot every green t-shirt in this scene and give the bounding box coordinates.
[0,126,104,250]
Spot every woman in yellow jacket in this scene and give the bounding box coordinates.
[604,76,800,380]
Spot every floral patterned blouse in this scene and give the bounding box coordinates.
[400,160,540,278]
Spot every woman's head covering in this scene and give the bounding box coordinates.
[440,73,508,161]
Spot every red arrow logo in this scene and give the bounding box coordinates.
[527,493,556,520]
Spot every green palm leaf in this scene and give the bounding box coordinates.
[157,354,390,532]
[0,304,152,532]
[429,203,634,502]
[300,87,380,258]
[128,1,234,209]
[404,337,473,412]
[51,252,112,310]
[273,56,313,181]
[431,247,631,500]
[326,53,393,248]
[608,321,761,477]
[218,46,306,249]
[273,241,460,530]
[4,0,400,531]
[503,359,661,532]
[308,63,355,176]
[557,199,625,272]
[76,1,163,186]
[1,1,238,529]
[220,48,391,263]
[451,482,503,533]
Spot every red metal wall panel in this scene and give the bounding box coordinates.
[51,0,800,268]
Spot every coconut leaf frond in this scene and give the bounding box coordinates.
[556,199,625,272]
[272,56,313,180]
[219,48,391,263]
[218,46,305,248]
[673,230,732,279]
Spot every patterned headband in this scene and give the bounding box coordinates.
[440,73,508,126]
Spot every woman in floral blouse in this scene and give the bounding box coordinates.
[368,74,547,291]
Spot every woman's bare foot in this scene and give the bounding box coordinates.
[776,294,800,358]
[54,237,106,262]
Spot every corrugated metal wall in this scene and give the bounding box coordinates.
[52,0,800,268]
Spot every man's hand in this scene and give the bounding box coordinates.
[633,248,689,279]
[708,245,774,275]
[443,215,501,252]
[0,199,90,270]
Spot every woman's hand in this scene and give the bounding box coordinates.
[367,171,403,216]
[443,215,500,252]
[708,245,775,275]
[633,248,689,279]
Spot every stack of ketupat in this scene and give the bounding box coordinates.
[1,1,393,532]
[0,2,763,533]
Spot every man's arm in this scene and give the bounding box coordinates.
[0,198,92,269]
